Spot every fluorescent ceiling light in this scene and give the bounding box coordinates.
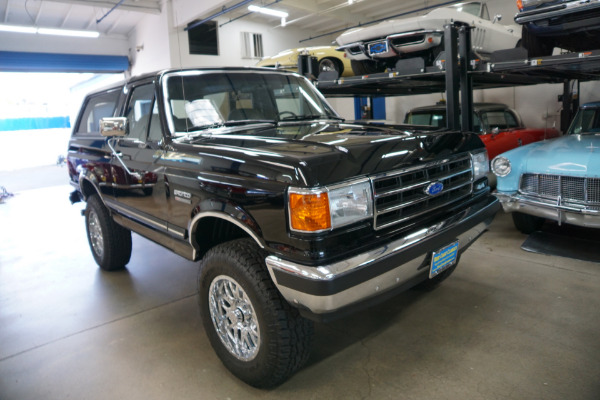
[248,5,288,18]
[38,28,100,38]
[0,24,37,34]
[0,24,99,38]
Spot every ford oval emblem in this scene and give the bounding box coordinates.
[425,182,444,196]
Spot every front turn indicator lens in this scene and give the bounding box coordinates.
[289,192,331,232]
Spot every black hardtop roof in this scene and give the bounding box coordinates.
[86,66,299,97]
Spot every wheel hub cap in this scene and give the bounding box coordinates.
[88,210,104,257]
[208,275,260,361]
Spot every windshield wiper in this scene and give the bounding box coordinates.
[223,119,277,126]
[278,114,344,122]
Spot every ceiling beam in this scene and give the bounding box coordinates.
[40,0,161,15]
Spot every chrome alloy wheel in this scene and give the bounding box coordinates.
[87,210,104,258]
[319,58,337,72]
[208,275,261,361]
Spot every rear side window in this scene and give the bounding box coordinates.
[76,90,121,135]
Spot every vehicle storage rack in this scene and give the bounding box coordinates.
[316,49,600,97]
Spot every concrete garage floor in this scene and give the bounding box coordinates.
[1,166,599,400]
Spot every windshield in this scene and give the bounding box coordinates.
[162,71,339,135]
[450,2,482,18]
[405,110,483,133]
[567,107,600,135]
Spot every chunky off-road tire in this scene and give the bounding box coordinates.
[350,59,382,75]
[522,26,553,57]
[198,239,314,388]
[84,194,132,271]
[512,212,545,234]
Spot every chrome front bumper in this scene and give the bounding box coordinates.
[265,195,499,317]
[496,192,600,228]
[337,29,442,60]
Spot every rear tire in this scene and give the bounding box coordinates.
[198,239,314,388]
[84,194,132,270]
[512,212,545,234]
[318,57,342,76]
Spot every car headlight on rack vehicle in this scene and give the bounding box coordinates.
[471,150,489,181]
[288,179,373,233]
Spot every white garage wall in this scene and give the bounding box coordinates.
[128,8,171,77]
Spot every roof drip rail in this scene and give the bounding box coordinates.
[185,0,255,31]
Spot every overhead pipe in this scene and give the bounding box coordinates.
[299,0,462,43]
[185,0,255,31]
[96,0,125,24]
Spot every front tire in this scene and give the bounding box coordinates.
[350,59,383,75]
[512,212,545,234]
[84,194,132,271]
[522,25,553,57]
[198,239,314,388]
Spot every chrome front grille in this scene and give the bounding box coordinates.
[371,155,473,230]
[520,174,600,205]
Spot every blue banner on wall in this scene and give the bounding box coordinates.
[0,116,71,131]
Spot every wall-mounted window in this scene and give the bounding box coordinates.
[241,32,263,59]
[188,21,219,56]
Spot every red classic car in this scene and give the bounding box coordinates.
[404,102,561,160]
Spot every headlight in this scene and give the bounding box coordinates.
[288,179,373,233]
[471,151,489,181]
[491,156,511,177]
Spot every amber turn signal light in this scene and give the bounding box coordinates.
[516,0,523,11]
[289,192,331,232]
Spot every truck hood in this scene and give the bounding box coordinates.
[168,122,483,187]
[521,134,600,177]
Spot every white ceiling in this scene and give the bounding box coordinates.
[1,0,492,40]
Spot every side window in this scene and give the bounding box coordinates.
[148,101,163,142]
[76,90,120,135]
[504,111,519,129]
[472,113,482,133]
[125,84,155,141]
[481,111,507,131]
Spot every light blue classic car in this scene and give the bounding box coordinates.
[491,101,600,233]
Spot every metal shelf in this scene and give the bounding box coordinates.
[317,48,600,97]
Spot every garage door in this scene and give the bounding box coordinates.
[0,51,129,73]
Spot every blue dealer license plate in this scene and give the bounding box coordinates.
[369,41,388,55]
[430,241,459,278]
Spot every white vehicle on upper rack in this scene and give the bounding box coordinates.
[336,1,521,75]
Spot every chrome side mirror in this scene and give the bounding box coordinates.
[492,14,502,24]
[100,117,127,137]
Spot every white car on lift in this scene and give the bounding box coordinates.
[336,1,521,75]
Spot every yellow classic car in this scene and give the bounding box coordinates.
[256,46,354,77]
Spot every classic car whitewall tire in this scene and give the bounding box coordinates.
[84,194,132,271]
[198,239,314,388]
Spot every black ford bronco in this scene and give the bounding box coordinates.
[67,67,499,388]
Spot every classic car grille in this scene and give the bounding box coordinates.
[519,174,600,205]
[371,155,473,230]
[390,34,425,47]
